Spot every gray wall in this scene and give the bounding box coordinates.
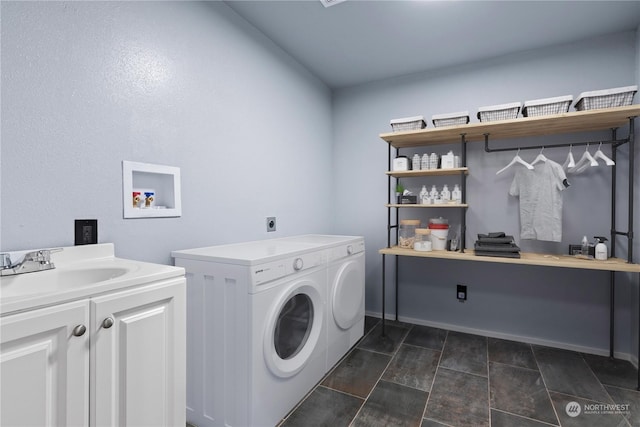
[2,2,639,360]
[1,1,333,263]
[332,31,640,358]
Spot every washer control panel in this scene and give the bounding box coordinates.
[328,240,365,262]
[251,251,323,286]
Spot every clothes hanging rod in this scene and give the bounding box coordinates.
[484,134,629,153]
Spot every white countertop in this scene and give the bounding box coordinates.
[1,243,184,315]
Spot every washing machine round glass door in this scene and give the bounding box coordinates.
[332,256,364,330]
[264,280,324,378]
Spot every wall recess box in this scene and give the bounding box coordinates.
[122,161,182,218]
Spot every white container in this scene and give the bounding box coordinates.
[430,229,449,251]
[412,154,421,171]
[441,185,451,201]
[428,218,449,251]
[419,185,428,204]
[452,184,462,204]
[574,85,637,111]
[522,95,573,117]
[392,156,410,171]
[390,115,426,132]
[429,185,439,199]
[441,151,455,169]
[429,153,439,169]
[431,111,470,127]
[421,153,429,170]
[477,102,521,122]
[414,229,432,251]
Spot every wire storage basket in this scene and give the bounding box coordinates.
[390,115,426,132]
[477,102,521,122]
[522,95,573,117]
[431,111,470,127]
[574,85,637,111]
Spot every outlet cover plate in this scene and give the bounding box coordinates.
[266,217,276,232]
[75,219,98,245]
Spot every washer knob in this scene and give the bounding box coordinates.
[347,245,353,255]
[293,258,304,271]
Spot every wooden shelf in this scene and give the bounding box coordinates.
[380,105,640,148]
[379,246,640,273]
[386,203,468,208]
[386,167,469,178]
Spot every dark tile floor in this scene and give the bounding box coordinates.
[279,316,640,427]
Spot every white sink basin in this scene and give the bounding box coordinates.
[0,243,184,314]
[1,265,136,298]
[58,267,130,285]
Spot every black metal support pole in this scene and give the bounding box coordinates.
[461,134,467,253]
[610,271,615,358]
[382,253,386,337]
[382,143,393,337]
[611,128,618,259]
[627,118,635,263]
[395,254,399,321]
[637,272,640,390]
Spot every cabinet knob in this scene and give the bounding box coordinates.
[72,324,87,337]
[102,317,114,329]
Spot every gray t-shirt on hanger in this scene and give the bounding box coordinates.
[509,160,567,242]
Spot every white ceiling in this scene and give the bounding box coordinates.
[224,0,640,89]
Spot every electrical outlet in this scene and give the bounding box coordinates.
[457,284,467,302]
[75,219,98,245]
[266,217,276,232]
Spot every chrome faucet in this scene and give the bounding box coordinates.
[0,248,62,276]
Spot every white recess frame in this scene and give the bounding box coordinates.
[122,161,182,218]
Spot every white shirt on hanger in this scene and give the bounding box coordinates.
[509,159,568,242]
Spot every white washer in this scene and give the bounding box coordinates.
[278,235,366,369]
[172,239,328,427]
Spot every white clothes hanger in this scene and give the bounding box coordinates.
[496,148,534,175]
[530,147,548,166]
[562,145,575,171]
[569,144,598,174]
[593,142,615,166]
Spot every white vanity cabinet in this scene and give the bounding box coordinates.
[1,277,185,427]
[0,299,90,426]
[91,278,186,427]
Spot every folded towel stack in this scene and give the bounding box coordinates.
[475,232,521,259]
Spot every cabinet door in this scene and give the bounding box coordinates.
[1,300,90,427]
[90,278,185,427]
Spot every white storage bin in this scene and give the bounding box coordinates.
[431,111,470,127]
[522,95,573,117]
[390,115,426,132]
[477,102,521,122]
[574,85,637,111]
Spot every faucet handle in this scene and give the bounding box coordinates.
[0,253,11,269]
[25,248,63,263]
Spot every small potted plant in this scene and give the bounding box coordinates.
[396,183,405,204]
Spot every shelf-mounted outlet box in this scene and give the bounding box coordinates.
[457,284,467,302]
[122,161,182,218]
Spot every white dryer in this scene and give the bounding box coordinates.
[172,239,328,427]
[326,238,365,368]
